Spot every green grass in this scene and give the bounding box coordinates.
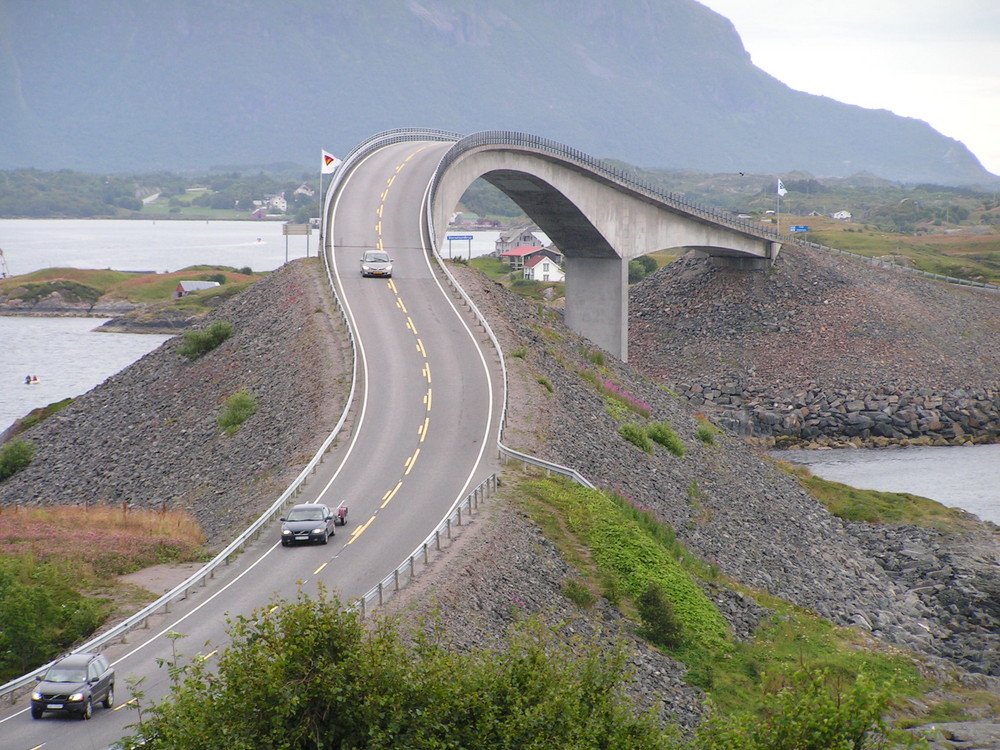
[781,462,979,529]
[511,473,930,734]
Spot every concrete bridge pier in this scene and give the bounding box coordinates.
[564,255,628,362]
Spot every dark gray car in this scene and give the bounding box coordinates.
[31,652,114,720]
[280,503,336,546]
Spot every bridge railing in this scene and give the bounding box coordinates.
[430,130,790,245]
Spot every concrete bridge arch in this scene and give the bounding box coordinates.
[427,133,782,362]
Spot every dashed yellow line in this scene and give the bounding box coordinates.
[349,516,376,544]
[423,362,432,383]
[419,417,429,442]
[388,279,398,294]
[386,174,396,187]
[415,338,426,357]
[425,388,432,411]
[406,316,418,334]
[314,561,328,575]
[381,481,403,508]
[404,448,421,475]
[375,220,382,235]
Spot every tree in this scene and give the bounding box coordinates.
[122,587,672,749]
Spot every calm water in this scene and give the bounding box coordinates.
[0,317,173,433]
[772,445,1000,525]
[2,220,996,523]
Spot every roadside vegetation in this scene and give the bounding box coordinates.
[116,475,934,748]
[0,266,262,318]
[0,504,205,681]
[178,319,233,360]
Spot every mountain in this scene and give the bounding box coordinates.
[0,0,994,185]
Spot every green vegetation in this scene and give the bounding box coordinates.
[12,398,73,435]
[514,475,925,746]
[619,422,653,452]
[0,556,108,678]
[628,254,658,283]
[648,421,687,456]
[0,439,35,481]
[120,587,673,749]
[178,320,233,360]
[217,389,257,434]
[783,462,979,530]
[695,415,719,445]
[10,279,102,304]
[0,504,204,681]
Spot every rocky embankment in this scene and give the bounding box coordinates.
[4,251,1000,744]
[0,258,349,544]
[630,246,1000,447]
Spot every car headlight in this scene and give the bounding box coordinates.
[281,529,292,535]
[311,527,324,534]
[68,691,85,702]
[362,264,372,271]
[31,691,42,701]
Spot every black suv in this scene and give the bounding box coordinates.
[31,652,115,720]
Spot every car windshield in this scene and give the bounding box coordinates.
[364,252,389,262]
[287,507,325,521]
[44,666,87,683]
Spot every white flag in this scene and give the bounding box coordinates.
[777,179,787,197]
[322,149,342,174]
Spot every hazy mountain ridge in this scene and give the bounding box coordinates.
[0,0,993,185]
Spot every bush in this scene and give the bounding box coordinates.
[0,440,35,481]
[178,320,233,360]
[696,418,717,445]
[562,579,596,608]
[217,389,257,435]
[619,423,653,453]
[637,581,685,649]
[648,421,686,456]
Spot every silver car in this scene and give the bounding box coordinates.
[360,250,393,277]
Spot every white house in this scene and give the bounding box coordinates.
[174,280,221,298]
[523,255,565,283]
[495,224,545,255]
[832,210,852,221]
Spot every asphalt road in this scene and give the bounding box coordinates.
[0,139,503,750]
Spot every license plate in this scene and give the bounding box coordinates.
[47,703,63,709]
[295,535,309,540]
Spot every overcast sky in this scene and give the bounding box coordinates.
[696,0,1000,177]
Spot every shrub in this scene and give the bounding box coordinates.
[637,580,685,649]
[562,579,596,609]
[536,376,553,393]
[648,421,686,457]
[178,320,233,360]
[696,420,717,445]
[619,423,652,453]
[0,440,35,482]
[217,389,257,435]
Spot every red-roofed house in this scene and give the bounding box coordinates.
[498,245,542,270]
[523,254,564,283]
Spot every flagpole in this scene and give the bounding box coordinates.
[318,152,324,262]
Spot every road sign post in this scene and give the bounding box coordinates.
[445,234,474,260]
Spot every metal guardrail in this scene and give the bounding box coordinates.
[795,238,1000,293]
[0,277,361,704]
[430,130,788,245]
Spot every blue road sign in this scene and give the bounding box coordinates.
[789,225,810,233]
[446,235,474,241]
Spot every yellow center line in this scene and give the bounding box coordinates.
[404,448,421,475]
[416,338,426,358]
[423,362,432,383]
[386,174,396,187]
[375,220,382,235]
[419,417,429,442]
[349,515,376,544]
[115,698,138,711]
[381,481,403,508]
[377,204,383,218]
[380,189,388,201]
[388,279,398,294]
[377,238,384,251]
[314,561,328,575]
[406,316,417,334]
[425,388,432,411]
[395,163,404,173]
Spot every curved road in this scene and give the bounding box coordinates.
[0,139,503,750]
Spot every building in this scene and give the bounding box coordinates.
[174,280,220,298]
[832,210,853,221]
[495,224,545,255]
[523,255,565,283]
